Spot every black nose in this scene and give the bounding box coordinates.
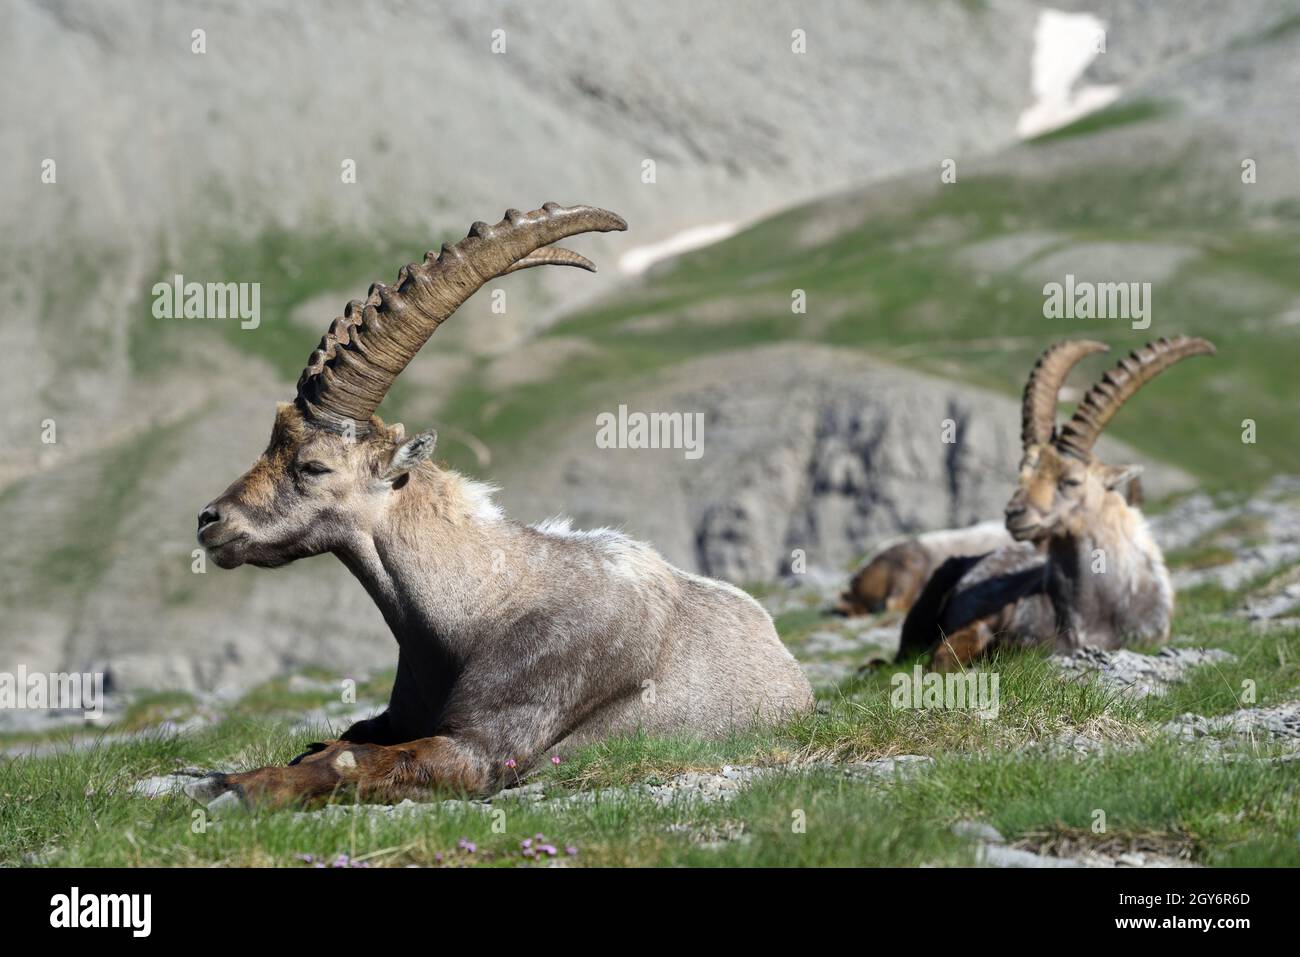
[1005,505,1026,521]
[198,504,221,533]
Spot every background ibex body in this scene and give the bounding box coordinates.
[192,204,812,808]
[837,480,1143,618]
[834,521,1012,617]
[898,337,1215,669]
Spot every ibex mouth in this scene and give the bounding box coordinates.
[204,534,248,568]
[1006,522,1043,542]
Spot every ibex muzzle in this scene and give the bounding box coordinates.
[196,405,429,570]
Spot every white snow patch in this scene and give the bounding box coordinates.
[619,221,739,276]
[1017,9,1121,139]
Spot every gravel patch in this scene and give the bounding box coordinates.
[976,844,1193,868]
[1050,646,1235,698]
[1163,699,1300,744]
[130,768,227,799]
[168,754,938,818]
[952,820,1005,844]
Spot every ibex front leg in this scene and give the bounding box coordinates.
[194,737,492,810]
[931,617,997,670]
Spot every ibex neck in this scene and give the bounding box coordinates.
[1045,493,1171,646]
[334,469,523,656]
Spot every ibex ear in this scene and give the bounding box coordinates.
[380,429,437,484]
[1099,462,1143,490]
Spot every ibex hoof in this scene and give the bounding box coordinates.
[183,771,235,805]
[204,789,247,815]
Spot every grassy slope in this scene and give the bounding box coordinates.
[3,556,1297,867]
[412,111,1298,488]
[121,113,1300,493]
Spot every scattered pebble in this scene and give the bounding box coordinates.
[130,769,220,799]
[952,820,1005,844]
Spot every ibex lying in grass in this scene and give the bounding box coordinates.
[835,522,1012,617]
[836,481,1144,618]
[193,203,812,808]
[898,337,1214,669]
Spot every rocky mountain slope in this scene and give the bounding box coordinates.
[4,0,1299,693]
[2,0,1046,486]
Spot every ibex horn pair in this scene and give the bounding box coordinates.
[1020,335,1216,458]
[296,203,628,434]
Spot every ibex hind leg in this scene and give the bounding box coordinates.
[187,737,492,811]
[280,709,411,767]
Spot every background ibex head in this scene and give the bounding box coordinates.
[196,203,627,569]
[1004,336,1215,543]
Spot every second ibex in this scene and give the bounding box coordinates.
[899,336,1215,668]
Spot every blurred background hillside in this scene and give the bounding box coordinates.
[3,0,1299,693]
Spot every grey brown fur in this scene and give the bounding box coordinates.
[194,204,811,806]
[835,521,1012,616]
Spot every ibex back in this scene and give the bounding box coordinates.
[193,204,812,809]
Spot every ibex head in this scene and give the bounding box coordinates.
[1004,336,1215,543]
[197,203,627,569]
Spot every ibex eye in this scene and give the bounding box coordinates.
[299,461,332,476]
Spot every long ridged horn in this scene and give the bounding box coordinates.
[1055,335,1216,459]
[296,203,627,433]
[1020,340,1110,448]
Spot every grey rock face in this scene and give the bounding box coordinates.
[1151,478,1300,594]
[502,344,1189,585]
[5,0,1287,699]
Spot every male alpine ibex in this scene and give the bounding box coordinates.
[836,483,1142,618]
[192,203,812,808]
[898,336,1214,669]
